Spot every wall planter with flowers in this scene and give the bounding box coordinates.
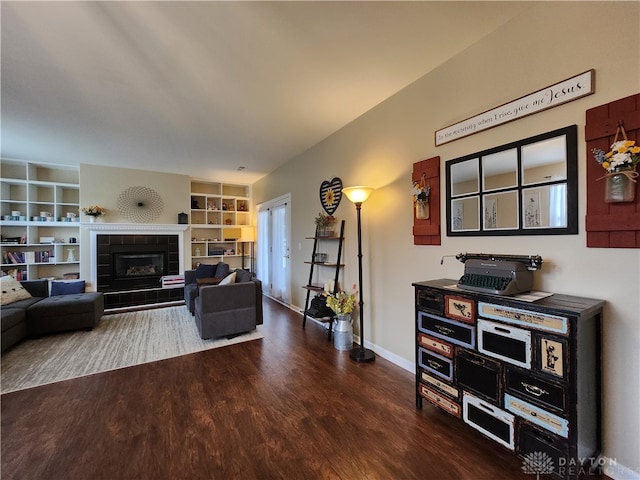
[413,173,431,219]
[81,205,106,223]
[592,123,639,203]
[412,156,441,246]
[585,93,640,249]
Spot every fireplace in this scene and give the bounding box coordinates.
[88,225,187,309]
[97,234,179,291]
[111,245,167,289]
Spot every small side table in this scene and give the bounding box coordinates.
[196,277,223,290]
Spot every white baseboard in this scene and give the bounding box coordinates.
[362,337,415,373]
[604,460,640,480]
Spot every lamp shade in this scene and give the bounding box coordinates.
[239,227,255,242]
[342,186,374,204]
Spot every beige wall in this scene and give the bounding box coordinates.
[78,164,191,282]
[253,2,640,475]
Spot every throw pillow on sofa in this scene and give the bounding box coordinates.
[194,263,216,279]
[235,268,252,283]
[218,271,237,285]
[1,275,32,305]
[50,280,86,296]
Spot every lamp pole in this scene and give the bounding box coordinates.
[342,186,375,363]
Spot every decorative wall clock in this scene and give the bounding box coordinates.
[319,177,343,215]
[116,186,164,223]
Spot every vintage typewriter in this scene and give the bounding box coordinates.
[455,252,543,296]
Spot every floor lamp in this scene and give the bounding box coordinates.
[240,227,255,274]
[342,186,375,363]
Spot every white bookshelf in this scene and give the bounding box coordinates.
[1,159,80,280]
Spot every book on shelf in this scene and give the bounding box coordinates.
[7,251,24,264]
[3,268,28,281]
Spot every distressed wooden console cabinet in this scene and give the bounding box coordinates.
[413,279,604,480]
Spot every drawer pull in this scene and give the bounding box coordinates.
[479,403,495,414]
[452,302,472,318]
[469,357,486,366]
[533,431,555,444]
[435,325,455,335]
[522,382,548,397]
[495,326,511,334]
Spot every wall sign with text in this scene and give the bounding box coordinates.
[435,70,594,146]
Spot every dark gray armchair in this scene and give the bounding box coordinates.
[194,276,262,340]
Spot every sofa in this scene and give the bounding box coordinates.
[1,277,104,353]
[192,268,263,340]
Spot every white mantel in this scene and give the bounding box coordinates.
[86,223,189,287]
[84,223,189,233]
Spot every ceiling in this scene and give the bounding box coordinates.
[1,1,532,184]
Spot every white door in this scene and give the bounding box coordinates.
[256,195,291,304]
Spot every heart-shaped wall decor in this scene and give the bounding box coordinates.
[319,177,343,215]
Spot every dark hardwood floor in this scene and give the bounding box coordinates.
[1,298,602,479]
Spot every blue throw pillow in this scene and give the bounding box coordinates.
[215,262,230,278]
[50,280,85,296]
[194,263,216,279]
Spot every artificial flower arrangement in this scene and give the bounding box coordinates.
[324,285,358,315]
[81,205,106,217]
[592,139,640,173]
[412,180,430,203]
[314,212,336,229]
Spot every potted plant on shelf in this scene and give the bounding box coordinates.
[314,212,336,237]
[81,205,106,223]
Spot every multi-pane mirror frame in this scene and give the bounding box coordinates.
[446,125,578,236]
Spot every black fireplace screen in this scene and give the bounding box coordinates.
[113,252,165,279]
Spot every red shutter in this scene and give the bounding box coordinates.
[412,156,441,245]
[585,93,640,248]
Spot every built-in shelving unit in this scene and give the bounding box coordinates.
[1,159,81,280]
[189,179,253,270]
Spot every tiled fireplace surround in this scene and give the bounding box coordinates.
[87,224,188,310]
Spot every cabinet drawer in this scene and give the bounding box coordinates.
[418,347,453,382]
[505,394,569,438]
[420,371,459,399]
[478,319,531,369]
[445,294,475,324]
[418,311,475,349]
[506,368,567,413]
[418,333,454,358]
[456,350,502,404]
[518,423,566,480]
[416,288,444,315]
[536,335,567,379]
[419,383,461,418]
[463,393,515,450]
[478,302,568,335]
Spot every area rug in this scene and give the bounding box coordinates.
[0,305,263,393]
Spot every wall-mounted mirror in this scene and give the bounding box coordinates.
[446,125,577,236]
